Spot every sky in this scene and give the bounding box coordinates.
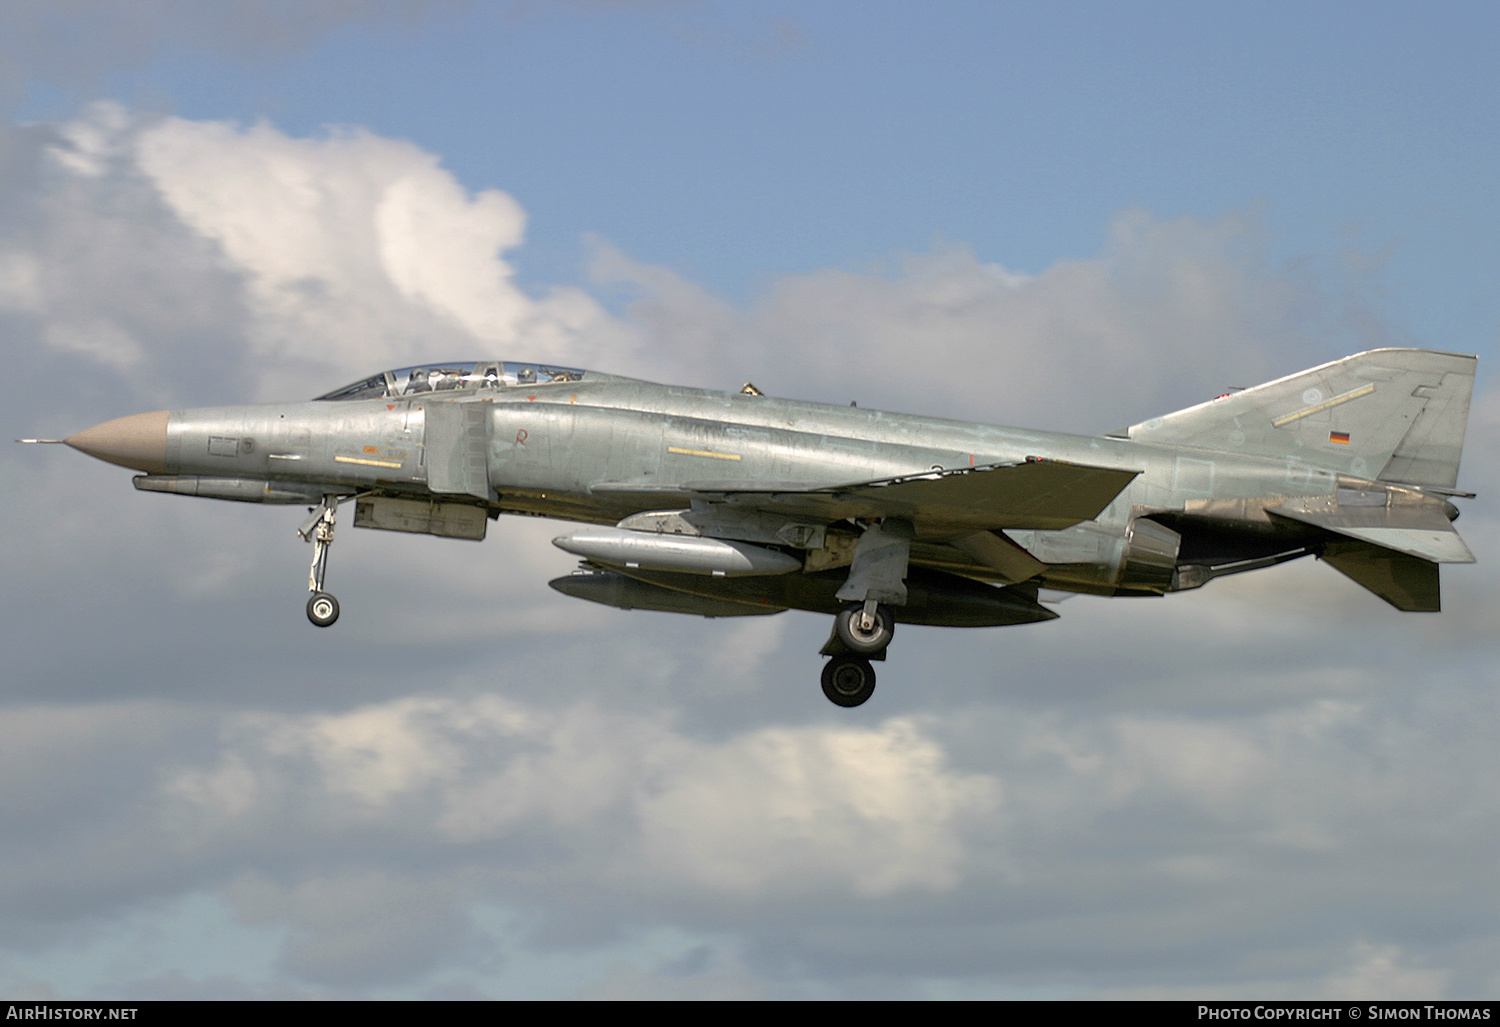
[2,0,1498,1001]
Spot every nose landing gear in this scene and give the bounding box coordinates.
[306,591,340,627]
[298,494,348,627]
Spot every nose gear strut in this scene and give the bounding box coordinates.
[298,494,349,627]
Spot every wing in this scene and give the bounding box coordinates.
[590,459,1139,537]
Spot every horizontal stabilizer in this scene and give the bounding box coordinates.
[1320,539,1442,612]
[1270,507,1474,564]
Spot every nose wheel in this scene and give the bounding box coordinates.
[306,591,340,627]
[298,494,347,627]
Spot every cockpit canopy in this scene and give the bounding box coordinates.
[316,361,591,401]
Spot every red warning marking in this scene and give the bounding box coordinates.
[515,429,528,444]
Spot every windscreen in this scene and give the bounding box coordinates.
[316,361,588,401]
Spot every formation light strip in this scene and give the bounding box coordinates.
[668,446,741,461]
[334,455,404,469]
[1272,383,1375,427]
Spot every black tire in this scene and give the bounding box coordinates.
[821,655,876,707]
[834,603,894,654]
[307,592,340,627]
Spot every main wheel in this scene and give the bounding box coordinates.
[821,655,877,707]
[307,591,340,627]
[834,603,895,654]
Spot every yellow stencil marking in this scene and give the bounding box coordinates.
[668,446,741,461]
[335,455,404,469]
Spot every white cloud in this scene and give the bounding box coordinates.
[162,695,999,901]
[6,660,1493,994]
[634,717,1001,896]
[595,208,1373,433]
[0,103,636,408]
[132,110,627,394]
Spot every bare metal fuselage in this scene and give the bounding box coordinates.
[154,381,1338,598]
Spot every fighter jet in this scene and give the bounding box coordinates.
[24,349,1476,707]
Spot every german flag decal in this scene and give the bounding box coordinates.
[1330,431,1351,445]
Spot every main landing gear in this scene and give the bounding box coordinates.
[821,654,877,707]
[835,600,895,653]
[298,494,347,627]
[816,603,898,708]
[817,516,912,708]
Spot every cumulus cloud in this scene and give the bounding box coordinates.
[161,696,999,897]
[0,102,1434,426]
[135,113,626,388]
[55,695,994,985]
[8,676,1497,995]
[0,103,632,404]
[594,209,1382,432]
[0,110,250,407]
[634,717,1000,897]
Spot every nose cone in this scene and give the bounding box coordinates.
[66,410,169,474]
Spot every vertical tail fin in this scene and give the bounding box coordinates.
[1126,349,1476,489]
